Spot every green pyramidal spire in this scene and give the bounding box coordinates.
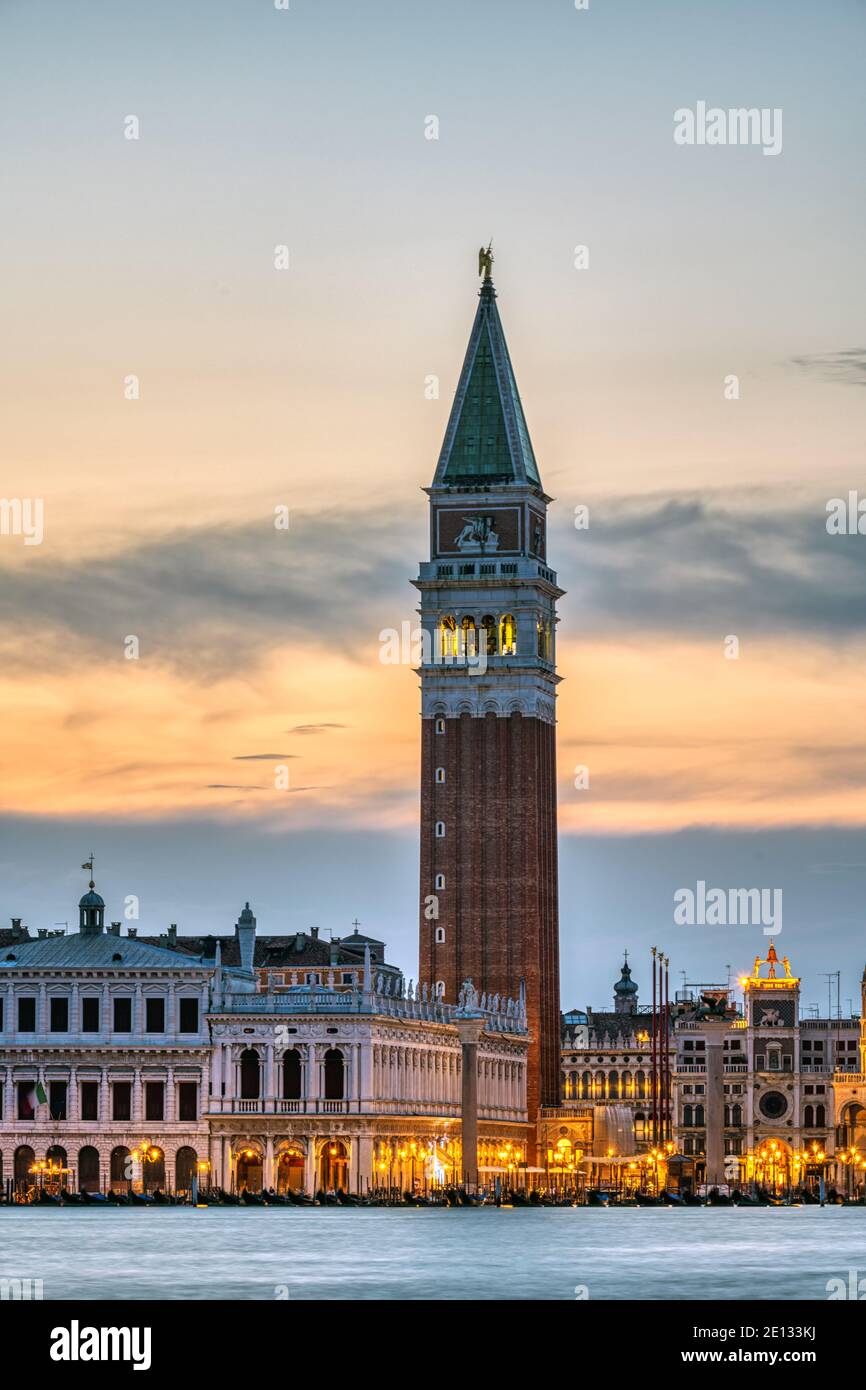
[433,271,541,488]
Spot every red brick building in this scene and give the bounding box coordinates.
[414,259,562,1148]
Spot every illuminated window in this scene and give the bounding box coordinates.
[435,767,445,783]
[435,717,446,735]
[499,613,516,655]
[460,615,476,657]
[435,821,445,838]
[439,615,457,659]
[480,615,497,657]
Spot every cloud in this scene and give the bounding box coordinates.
[232,753,296,760]
[285,723,348,734]
[556,492,866,638]
[790,349,866,387]
[0,507,417,679]
[206,783,266,790]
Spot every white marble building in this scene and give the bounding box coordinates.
[0,885,223,1196]
[0,884,530,1197]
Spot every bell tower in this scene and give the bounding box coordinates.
[414,253,563,1130]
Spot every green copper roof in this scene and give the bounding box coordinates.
[433,280,541,488]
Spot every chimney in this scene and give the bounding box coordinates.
[127,927,138,939]
[168,924,177,946]
[235,902,257,974]
[311,926,319,941]
[108,921,122,937]
[10,918,23,938]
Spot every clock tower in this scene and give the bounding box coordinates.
[414,257,563,1135]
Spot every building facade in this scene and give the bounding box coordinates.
[670,944,864,1190]
[0,886,529,1197]
[414,256,562,1131]
[0,887,215,1196]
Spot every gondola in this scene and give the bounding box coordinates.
[586,1189,609,1207]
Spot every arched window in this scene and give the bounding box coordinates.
[283,1049,302,1101]
[434,926,445,943]
[240,1048,261,1100]
[439,615,457,659]
[143,1146,165,1192]
[175,1147,198,1195]
[460,615,476,657]
[731,1103,742,1126]
[608,1070,619,1099]
[815,1104,826,1128]
[537,617,545,657]
[435,717,446,735]
[499,613,517,655]
[435,821,445,838]
[636,1070,647,1099]
[78,1145,100,1193]
[480,615,497,657]
[110,1146,132,1191]
[435,980,445,998]
[435,767,445,783]
[544,619,552,660]
[14,1145,35,1189]
[581,1070,592,1099]
[324,1048,345,1101]
[434,873,445,890]
[684,1104,694,1127]
[804,1104,814,1127]
[695,1104,705,1127]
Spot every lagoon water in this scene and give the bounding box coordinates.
[2,1207,865,1300]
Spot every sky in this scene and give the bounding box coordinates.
[1,0,865,1013]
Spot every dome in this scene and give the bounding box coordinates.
[79,889,105,909]
[614,968,637,997]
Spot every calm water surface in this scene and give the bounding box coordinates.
[2,1207,865,1300]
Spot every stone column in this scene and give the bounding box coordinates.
[456,1017,485,1187]
[304,1139,317,1195]
[68,1066,79,1122]
[165,1066,175,1122]
[306,1046,319,1107]
[703,1020,730,1189]
[355,1132,374,1194]
[265,1043,275,1108]
[264,1134,275,1190]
